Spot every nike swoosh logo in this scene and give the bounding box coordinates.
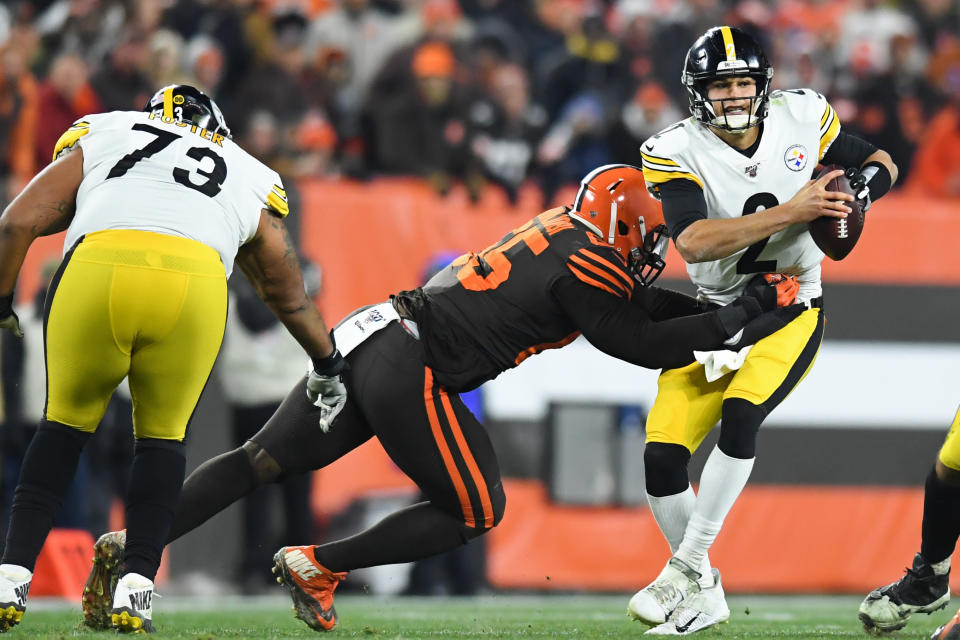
[675,613,701,633]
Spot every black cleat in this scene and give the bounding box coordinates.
[859,553,950,635]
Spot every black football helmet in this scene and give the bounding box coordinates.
[143,84,231,138]
[682,26,773,131]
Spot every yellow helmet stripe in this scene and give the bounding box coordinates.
[720,26,736,61]
[162,86,174,119]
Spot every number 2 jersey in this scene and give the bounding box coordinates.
[641,89,841,305]
[392,207,738,392]
[52,110,289,275]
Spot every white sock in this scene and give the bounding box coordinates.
[647,486,714,587]
[932,557,952,576]
[675,446,754,573]
[647,486,695,553]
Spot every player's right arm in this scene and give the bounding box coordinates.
[551,242,794,368]
[665,173,852,263]
[0,148,82,298]
[235,209,346,430]
[234,209,336,364]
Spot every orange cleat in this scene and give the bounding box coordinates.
[272,546,347,632]
[933,609,960,640]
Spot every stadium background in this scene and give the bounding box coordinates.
[1,0,959,598]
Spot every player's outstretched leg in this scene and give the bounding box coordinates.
[110,572,155,634]
[858,553,949,635]
[82,530,126,630]
[273,546,348,632]
[0,565,31,632]
[628,557,701,626]
[644,568,730,636]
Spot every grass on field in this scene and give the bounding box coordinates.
[17,593,947,639]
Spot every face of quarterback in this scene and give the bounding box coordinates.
[705,75,757,131]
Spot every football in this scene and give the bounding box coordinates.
[807,164,865,261]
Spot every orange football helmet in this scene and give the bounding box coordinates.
[570,164,669,285]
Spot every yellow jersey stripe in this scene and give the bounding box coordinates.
[819,108,841,160]
[819,104,836,135]
[721,26,736,60]
[640,152,680,167]
[641,160,687,174]
[819,103,831,129]
[162,86,174,119]
[642,167,704,189]
[52,122,91,161]
[266,191,290,217]
[271,185,287,199]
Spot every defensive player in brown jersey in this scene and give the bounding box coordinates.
[82,164,802,632]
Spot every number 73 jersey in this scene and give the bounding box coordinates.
[53,110,289,276]
[642,89,840,305]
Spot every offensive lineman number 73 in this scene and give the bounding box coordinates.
[107,123,227,198]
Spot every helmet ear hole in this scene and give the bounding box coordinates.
[617,220,630,235]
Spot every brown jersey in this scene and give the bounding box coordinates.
[395,207,640,391]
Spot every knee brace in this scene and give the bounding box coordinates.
[644,442,691,497]
[717,398,765,459]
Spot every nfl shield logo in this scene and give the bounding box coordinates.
[784,144,808,172]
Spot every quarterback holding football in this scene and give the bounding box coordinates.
[627,26,898,635]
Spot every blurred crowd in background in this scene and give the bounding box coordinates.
[2,0,960,204]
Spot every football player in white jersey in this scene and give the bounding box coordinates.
[626,27,898,635]
[0,85,347,633]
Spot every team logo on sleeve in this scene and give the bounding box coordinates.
[784,144,808,172]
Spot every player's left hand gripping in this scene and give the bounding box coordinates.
[0,294,23,339]
[306,370,347,432]
[306,340,348,432]
[742,273,800,311]
[845,166,871,213]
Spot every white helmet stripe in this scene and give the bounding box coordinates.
[607,201,618,246]
[574,163,633,211]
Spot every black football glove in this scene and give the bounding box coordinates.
[742,273,800,312]
[722,304,806,351]
[845,167,871,213]
[714,296,763,338]
[0,293,23,338]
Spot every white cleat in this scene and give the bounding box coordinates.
[628,557,701,626]
[111,572,155,634]
[645,568,730,635]
[0,564,32,632]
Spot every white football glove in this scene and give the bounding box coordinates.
[0,312,23,339]
[0,293,22,339]
[305,369,347,432]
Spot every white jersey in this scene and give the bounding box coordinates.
[54,110,289,276]
[641,89,841,305]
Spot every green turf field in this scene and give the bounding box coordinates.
[15,593,946,639]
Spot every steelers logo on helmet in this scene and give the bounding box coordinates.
[142,84,232,139]
[682,26,774,132]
